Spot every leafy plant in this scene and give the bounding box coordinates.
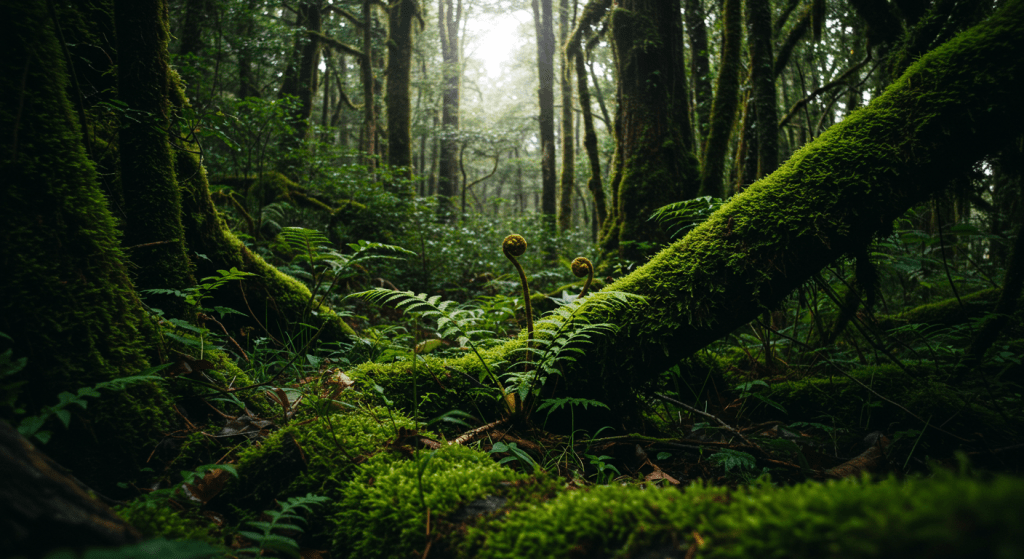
[238,493,331,558]
[649,196,724,239]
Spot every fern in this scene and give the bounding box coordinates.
[649,196,724,239]
[509,291,645,407]
[238,493,330,558]
[347,289,505,392]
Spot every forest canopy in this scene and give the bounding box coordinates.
[2,0,1024,557]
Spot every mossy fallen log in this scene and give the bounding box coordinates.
[338,0,1024,414]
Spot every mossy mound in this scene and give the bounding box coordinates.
[218,406,421,513]
[331,444,546,559]
[463,471,1024,558]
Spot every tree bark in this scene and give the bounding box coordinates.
[557,0,575,232]
[386,0,418,179]
[0,420,142,559]
[115,0,196,316]
[605,0,700,260]
[698,0,742,198]
[533,0,558,222]
[437,0,461,221]
[685,0,712,155]
[2,0,175,488]
[746,0,778,178]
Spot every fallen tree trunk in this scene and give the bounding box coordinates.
[351,0,1024,411]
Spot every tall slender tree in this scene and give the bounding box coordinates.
[387,0,420,182]
[437,0,462,221]
[533,0,558,222]
[699,0,742,198]
[557,0,575,231]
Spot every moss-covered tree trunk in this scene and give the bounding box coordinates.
[698,0,741,198]
[1,0,175,488]
[386,0,418,177]
[685,0,712,154]
[114,0,196,315]
[602,0,700,260]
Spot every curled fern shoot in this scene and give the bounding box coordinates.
[570,257,594,298]
[502,234,533,343]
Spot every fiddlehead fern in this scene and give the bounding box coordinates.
[571,256,594,298]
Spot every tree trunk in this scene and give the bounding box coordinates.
[605,0,700,260]
[2,0,175,488]
[557,0,575,232]
[0,420,144,559]
[386,0,418,183]
[746,0,778,178]
[533,0,558,222]
[360,0,376,165]
[115,0,195,317]
[279,1,323,146]
[437,0,461,221]
[685,0,712,154]
[699,0,742,198]
[575,53,607,232]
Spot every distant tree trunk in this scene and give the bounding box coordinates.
[533,0,558,222]
[557,0,574,231]
[747,0,778,178]
[114,0,195,316]
[361,0,376,165]
[575,53,607,232]
[236,0,261,98]
[699,0,742,198]
[280,1,323,144]
[605,0,700,260]
[564,0,610,231]
[437,0,461,221]
[178,0,208,58]
[386,0,418,183]
[685,0,712,154]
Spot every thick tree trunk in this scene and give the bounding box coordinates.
[533,0,558,222]
[386,0,418,178]
[115,0,195,316]
[2,0,175,488]
[356,0,1024,413]
[437,0,461,221]
[605,0,700,260]
[699,0,742,198]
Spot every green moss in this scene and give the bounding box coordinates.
[223,407,420,511]
[0,1,175,490]
[467,471,1024,558]
[330,444,533,559]
[881,287,1001,327]
[116,499,221,545]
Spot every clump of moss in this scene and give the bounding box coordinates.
[222,406,420,511]
[116,499,221,546]
[330,444,535,559]
[466,471,1024,558]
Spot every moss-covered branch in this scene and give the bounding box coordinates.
[351,0,1024,408]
